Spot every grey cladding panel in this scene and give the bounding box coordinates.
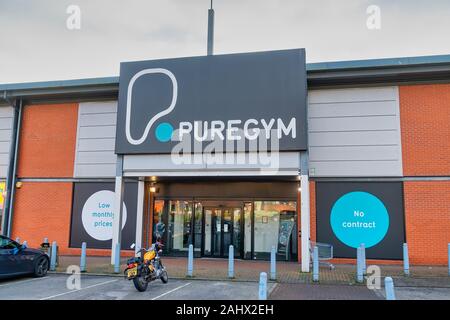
[309,131,400,146]
[0,153,9,166]
[78,113,117,127]
[75,164,117,178]
[308,87,403,177]
[308,101,397,118]
[74,102,118,177]
[0,106,14,178]
[309,115,398,132]
[77,138,115,152]
[78,125,116,139]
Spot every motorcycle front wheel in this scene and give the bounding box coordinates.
[133,275,149,292]
[160,269,168,284]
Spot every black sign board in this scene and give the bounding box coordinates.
[115,49,307,154]
[69,182,138,250]
[316,182,405,260]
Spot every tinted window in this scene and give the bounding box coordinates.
[0,236,18,250]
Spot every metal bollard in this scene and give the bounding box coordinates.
[114,243,121,274]
[361,243,366,275]
[403,243,410,276]
[385,277,396,300]
[270,246,276,280]
[448,243,450,276]
[50,241,57,271]
[80,242,87,272]
[258,272,267,300]
[313,245,319,282]
[15,237,20,243]
[356,247,363,283]
[187,244,194,277]
[228,245,234,278]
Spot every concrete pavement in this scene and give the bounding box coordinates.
[54,255,450,285]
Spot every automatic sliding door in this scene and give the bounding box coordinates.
[244,202,253,259]
[167,201,192,254]
[212,209,222,256]
[204,208,212,255]
[222,209,232,257]
[232,208,242,258]
[203,207,242,258]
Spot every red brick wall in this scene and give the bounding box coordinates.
[11,182,73,253]
[297,181,316,263]
[399,84,450,176]
[10,182,128,257]
[399,84,450,265]
[11,103,120,256]
[18,103,78,178]
[404,181,450,265]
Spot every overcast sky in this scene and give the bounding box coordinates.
[1,0,450,84]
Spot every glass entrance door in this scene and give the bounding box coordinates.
[203,207,242,258]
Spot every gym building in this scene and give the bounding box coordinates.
[0,49,449,272]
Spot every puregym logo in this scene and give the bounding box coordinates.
[126,67,297,146]
[125,68,178,145]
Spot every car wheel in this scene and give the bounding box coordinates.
[33,256,49,277]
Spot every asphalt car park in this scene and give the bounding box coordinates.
[1,273,449,300]
[0,274,275,300]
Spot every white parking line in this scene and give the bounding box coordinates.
[40,279,119,300]
[151,282,191,300]
[0,277,49,288]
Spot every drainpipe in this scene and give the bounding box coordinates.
[1,94,23,237]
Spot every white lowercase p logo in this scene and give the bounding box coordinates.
[125,68,178,145]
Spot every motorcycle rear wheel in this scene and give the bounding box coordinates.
[133,275,149,292]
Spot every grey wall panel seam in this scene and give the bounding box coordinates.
[309,129,397,133]
[78,124,116,128]
[79,111,117,115]
[394,86,404,175]
[310,144,398,148]
[77,162,117,165]
[73,101,82,178]
[309,114,397,119]
[309,99,395,105]
[310,159,399,162]
[77,150,115,153]
[77,137,115,140]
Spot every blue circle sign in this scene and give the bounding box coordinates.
[330,191,389,248]
[155,122,174,142]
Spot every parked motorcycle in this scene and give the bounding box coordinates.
[124,240,168,292]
